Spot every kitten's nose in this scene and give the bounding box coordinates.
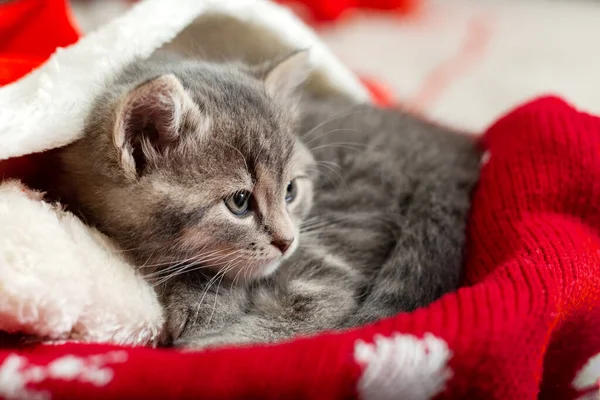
[272,237,294,254]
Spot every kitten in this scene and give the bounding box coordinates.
[52,51,481,348]
[161,67,482,347]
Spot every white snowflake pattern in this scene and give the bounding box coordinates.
[573,353,600,400]
[0,351,128,400]
[355,333,452,400]
[480,151,491,166]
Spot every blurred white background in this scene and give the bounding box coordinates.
[71,0,600,132]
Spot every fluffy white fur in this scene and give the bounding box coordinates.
[0,181,164,344]
[0,0,367,344]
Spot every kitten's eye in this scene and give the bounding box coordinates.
[225,190,251,216]
[285,180,297,203]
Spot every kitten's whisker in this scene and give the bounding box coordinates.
[168,247,231,269]
[300,225,339,235]
[153,264,209,286]
[306,167,340,191]
[300,220,337,230]
[207,260,242,325]
[300,107,369,141]
[301,212,393,228]
[300,214,353,229]
[207,272,226,326]
[155,248,243,289]
[149,263,216,287]
[142,248,228,278]
[149,262,210,287]
[194,257,239,326]
[300,221,354,234]
[138,248,158,269]
[140,251,204,270]
[316,162,344,184]
[231,260,246,287]
[309,142,367,153]
[192,250,246,274]
[243,261,251,283]
[300,215,332,225]
[304,128,360,146]
[147,255,213,283]
[300,213,399,238]
[195,249,242,293]
[316,160,342,171]
[301,216,361,229]
[114,244,152,254]
[301,219,395,235]
[145,248,234,280]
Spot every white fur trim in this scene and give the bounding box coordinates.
[355,333,453,400]
[0,0,368,161]
[0,182,164,344]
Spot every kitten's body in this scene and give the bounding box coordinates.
[299,97,480,324]
[51,53,481,348]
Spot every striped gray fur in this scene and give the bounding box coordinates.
[50,52,481,348]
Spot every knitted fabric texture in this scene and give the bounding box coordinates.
[1,96,599,399]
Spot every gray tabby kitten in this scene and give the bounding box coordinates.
[51,51,481,349]
[168,87,481,349]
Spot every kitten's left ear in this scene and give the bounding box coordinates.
[113,74,202,179]
[259,49,312,100]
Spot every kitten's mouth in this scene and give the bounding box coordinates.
[246,238,299,281]
[206,239,299,284]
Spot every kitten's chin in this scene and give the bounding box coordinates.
[261,259,283,277]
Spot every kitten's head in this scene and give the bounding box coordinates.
[62,51,315,282]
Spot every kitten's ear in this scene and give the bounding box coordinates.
[259,50,312,100]
[113,74,200,178]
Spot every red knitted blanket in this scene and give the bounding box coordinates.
[1,96,599,399]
